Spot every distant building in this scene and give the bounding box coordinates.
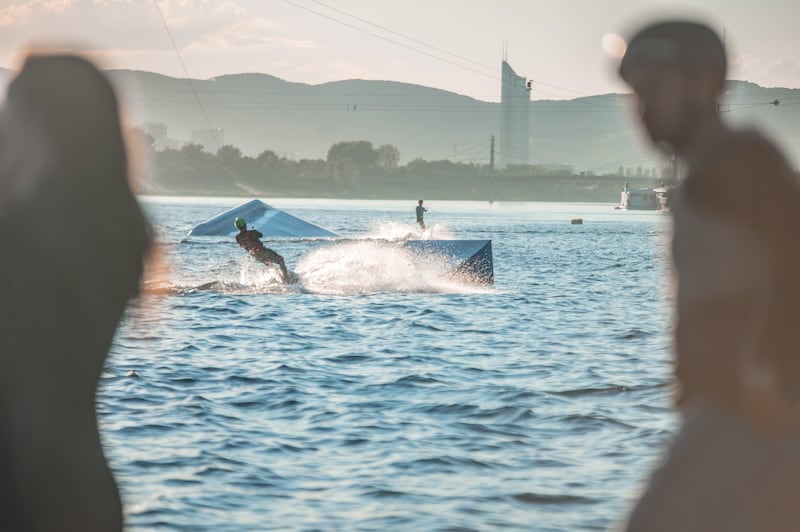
[139,121,185,151]
[141,122,169,151]
[498,60,530,168]
[142,121,168,149]
[191,128,224,153]
[543,163,575,174]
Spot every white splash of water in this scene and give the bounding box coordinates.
[358,221,456,241]
[237,261,296,292]
[168,219,485,295]
[294,241,488,295]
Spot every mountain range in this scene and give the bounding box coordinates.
[2,67,798,171]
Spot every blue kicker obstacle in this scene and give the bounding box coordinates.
[189,199,338,238]
[403,240,493,284]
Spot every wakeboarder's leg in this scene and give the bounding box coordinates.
[277,258,289,282]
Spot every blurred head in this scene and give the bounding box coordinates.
[1,53,150,301]
[619,21,726,152]
[3,53,128,184]
[235,217,247,230]
[418,200,423,205]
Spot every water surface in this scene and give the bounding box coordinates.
[102,198,676,531]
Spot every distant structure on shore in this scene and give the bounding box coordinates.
[142,121,183,150]
[191,127,224,153]
[498,59,530,168]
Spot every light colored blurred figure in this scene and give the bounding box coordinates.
[0,53,151,531]
[618,20,800,531]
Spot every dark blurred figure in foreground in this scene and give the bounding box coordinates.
[0,54,151,530]
[618,21,800,531]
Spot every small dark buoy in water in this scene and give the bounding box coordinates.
[126,369,139,378]
[571,218,583,225]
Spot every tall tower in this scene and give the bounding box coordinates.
[498,60,530,168]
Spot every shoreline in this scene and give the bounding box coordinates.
[139,174,665,203]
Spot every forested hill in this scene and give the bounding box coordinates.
[0,66,797,171]
[107,70,800,172]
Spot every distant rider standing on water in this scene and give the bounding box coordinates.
[234,217,289,281]
[416,199,428,230]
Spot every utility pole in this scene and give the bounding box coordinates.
[489,134,496,203]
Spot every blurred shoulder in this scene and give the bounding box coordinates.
[724,128,794,177]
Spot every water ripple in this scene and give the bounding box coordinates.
[101,200,676,531]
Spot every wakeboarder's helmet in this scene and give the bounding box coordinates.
[234,217,247,229]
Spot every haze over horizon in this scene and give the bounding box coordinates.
[0,0,798,102]
[1,1,797,175]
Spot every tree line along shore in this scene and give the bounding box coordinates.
[140,137,667,202]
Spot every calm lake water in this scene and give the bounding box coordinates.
[101,198,677,531]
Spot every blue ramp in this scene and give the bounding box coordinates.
[189,199,337,238]
[403,240,493,284]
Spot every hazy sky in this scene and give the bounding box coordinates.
[1,0,798,101]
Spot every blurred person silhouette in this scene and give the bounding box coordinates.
[0,53,151,530]
[617,20,800,531]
